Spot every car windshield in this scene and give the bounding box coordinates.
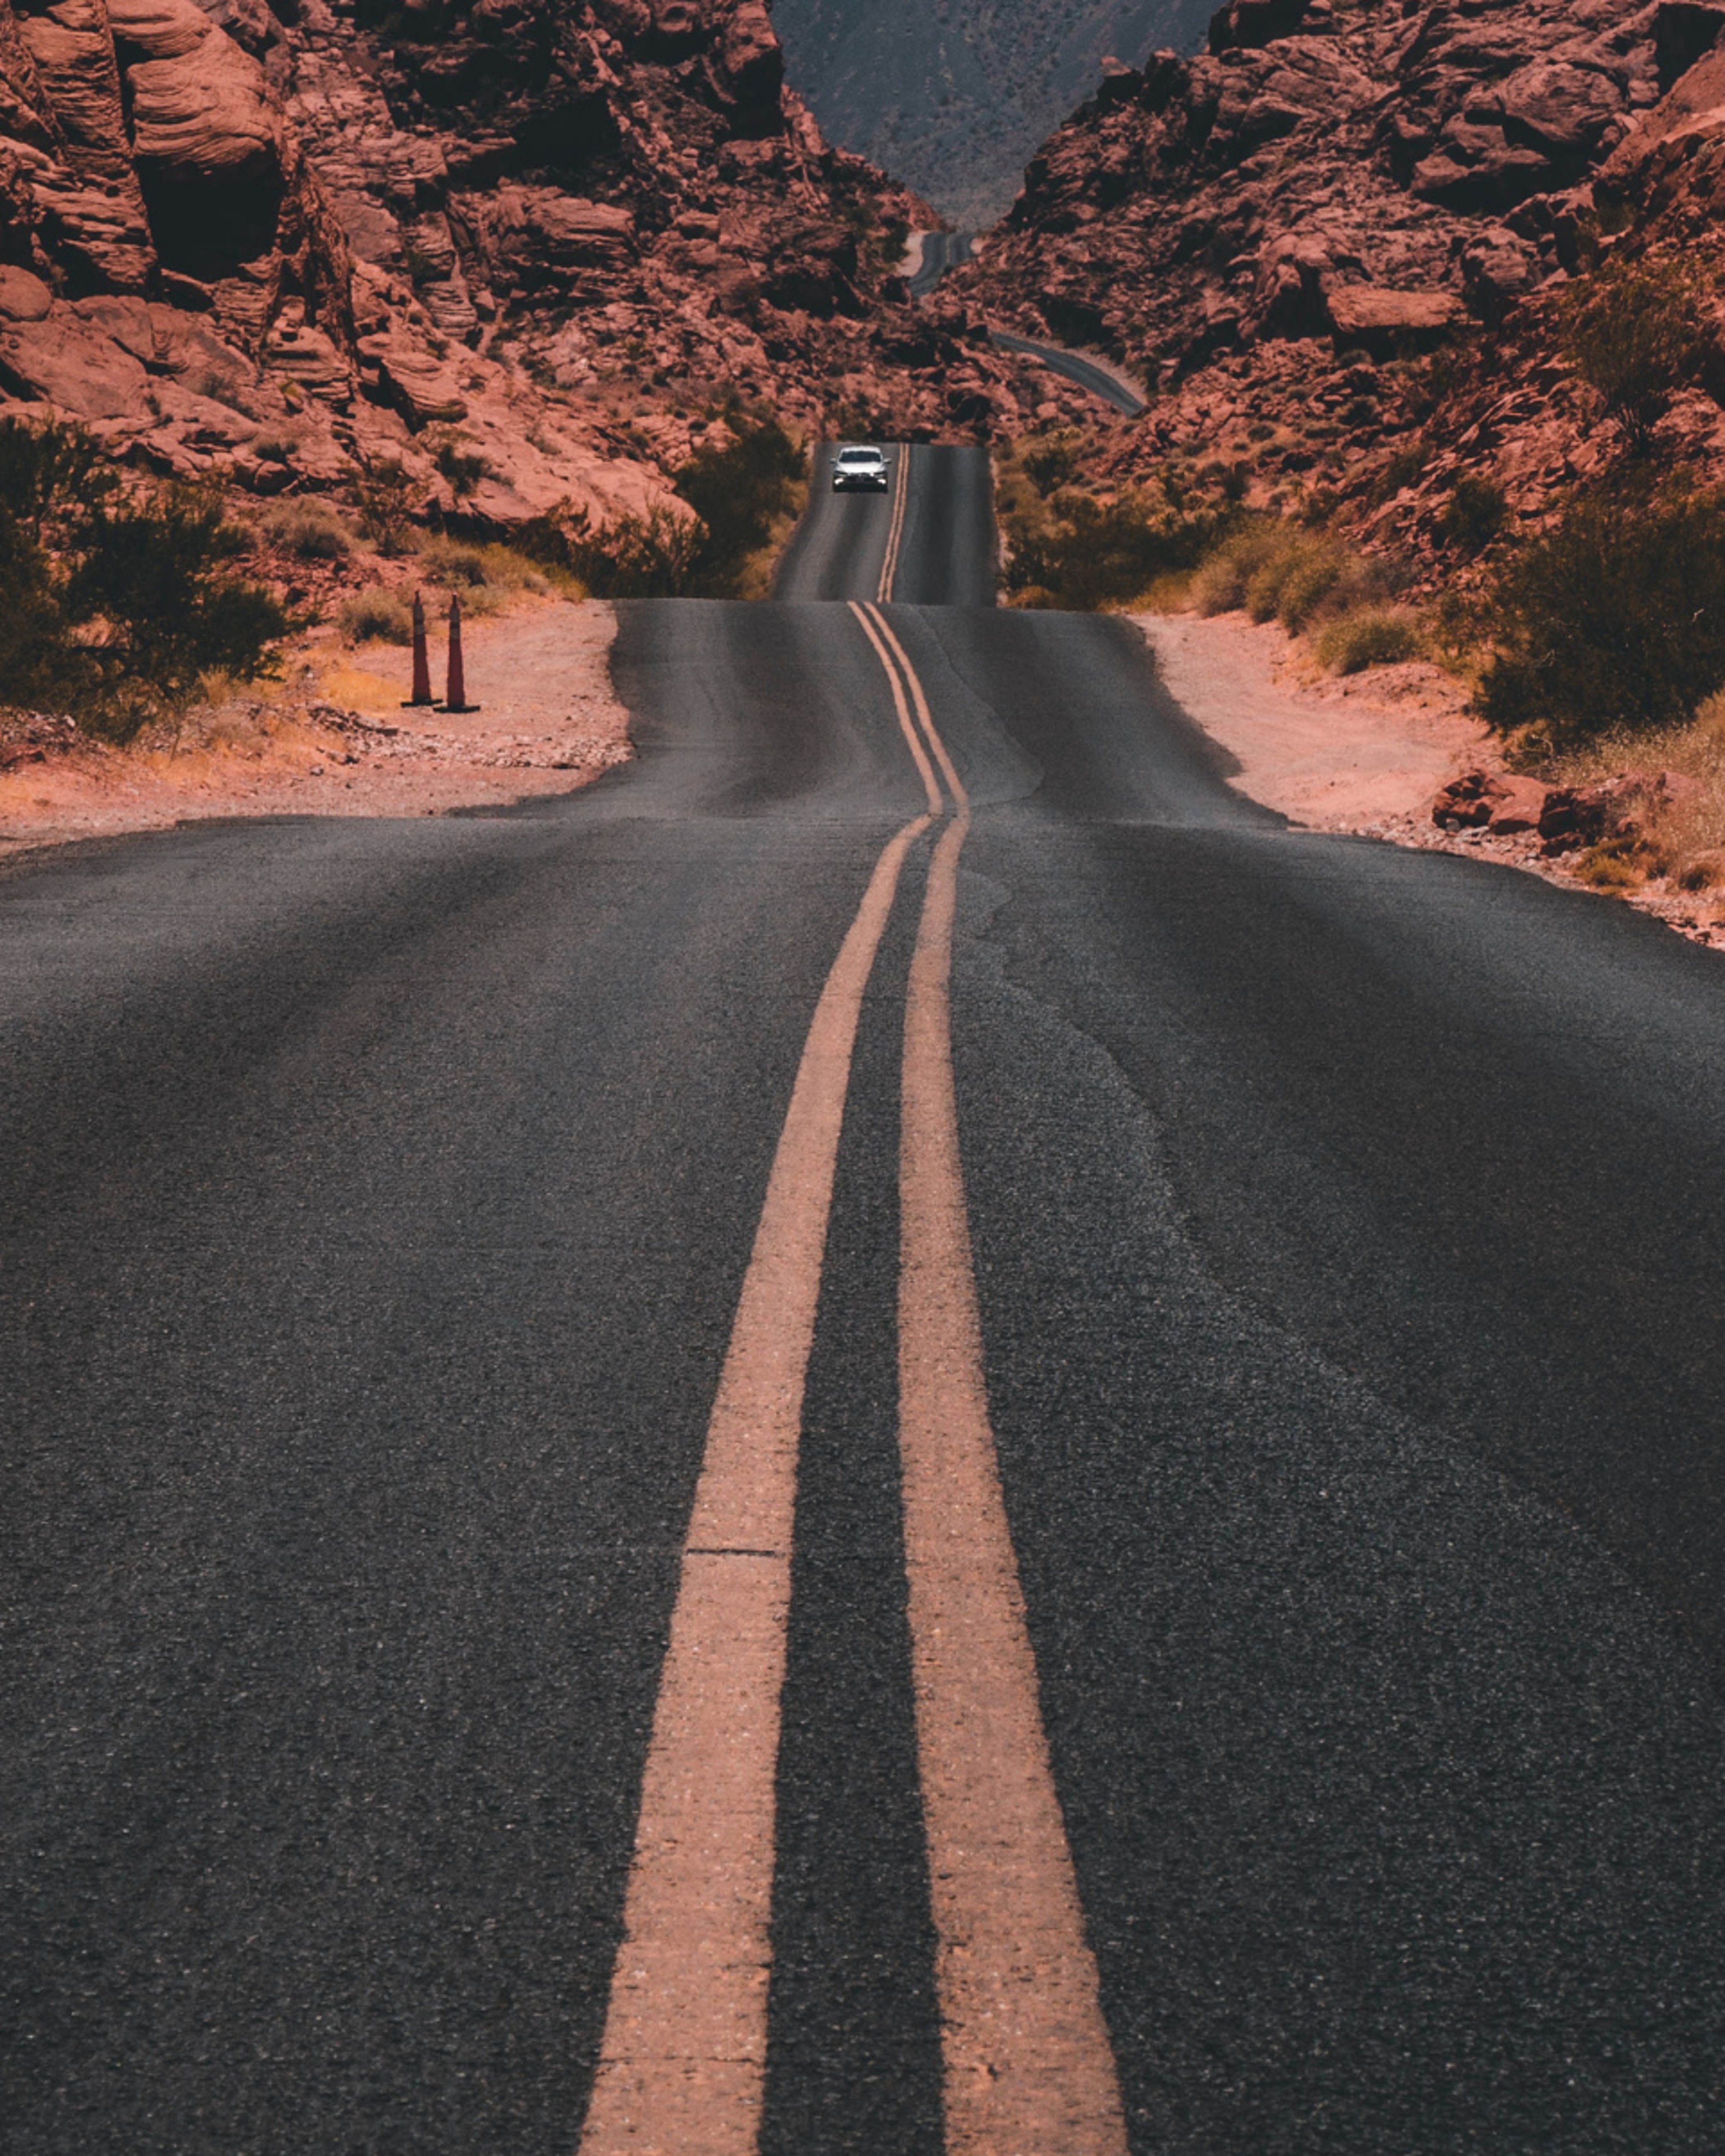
[838,449,883,463]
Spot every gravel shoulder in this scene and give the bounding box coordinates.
[0,599,629,865]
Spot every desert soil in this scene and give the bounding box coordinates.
[1133,609,1486,836]
[0,599,629,866]
[1136,609,1725,950]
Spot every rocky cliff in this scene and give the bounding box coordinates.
[962,0,1725,566]
[0,0,1019,534]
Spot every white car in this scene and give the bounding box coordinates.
[832,444,892,492]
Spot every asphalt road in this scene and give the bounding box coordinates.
[989,328,1149,414]
[4,448,1725,2153]
[907,230,975,297]
[774,441,995,605]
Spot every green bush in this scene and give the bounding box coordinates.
[349,457,420,555]
[1475,486,1725,747]
[1019,429,1085,497]
[1190,521,1287,614]
[1441,474,1507,553]
[264,498,353,560]
[1315,607,1424,674]
[522,411,806,601]
[0,416,285,740]
[1004,490,1229,611]
[420,535,490,588]
[673,411,808,598]
[1559,255,1709,455]
[1278,548,1350,631]
[338,589,414,644]
[434,441,491,497]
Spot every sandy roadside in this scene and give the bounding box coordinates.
[0,597,629,865]
[1133,608,1487,836]
[1133,608,1725,950]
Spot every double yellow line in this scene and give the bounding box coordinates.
[578,605,1126,2156]
[878,444,911,605]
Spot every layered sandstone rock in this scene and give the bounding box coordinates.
[0,0,1022,543]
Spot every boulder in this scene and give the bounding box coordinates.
[1537,769,1702,853]
[1433,769,1551,833]
[0,309,150,419]
[1327,284,1464,351]
[1486,775,1550,834]
[0,263,51,320]
[1433,769,1505,829]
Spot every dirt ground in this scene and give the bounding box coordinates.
[0,598,629,865]
[1134,608,1725,950]
[1133,608,1486,836]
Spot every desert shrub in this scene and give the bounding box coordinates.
[1270,544,1349,630]
[1018,429,1085,497]
[67,497,285,731]
[349,458,421,555]
[1576,844,1645,889]
[1371,442,1429,504]
[0,416,284,739]
[1475,486,1725,748]
[264,498,354,561]
[1559,254,1710,455]
[1190,524,1278,614]
[420,535,490,587]
[338,588,413,644]
[1441,474,1507,553]
[1315,606,1424,674]
[1004,490,1229,611]
[434,441,491,497]
[417,534,552,607]
[522,503,704,599]
[1240,535,1359,629]
[673,410,808,597]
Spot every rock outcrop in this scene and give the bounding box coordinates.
[0,0,1022,536]
[958,0,1725,571]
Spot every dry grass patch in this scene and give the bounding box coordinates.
[1542,698,1725,889]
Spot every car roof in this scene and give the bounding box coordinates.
[837,444,886,457]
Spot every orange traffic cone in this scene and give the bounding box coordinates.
[402,589,433,707]
[441,592,478,713]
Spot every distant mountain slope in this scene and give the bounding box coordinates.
[769,0,1215,225]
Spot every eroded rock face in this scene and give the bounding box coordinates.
[971,0,1662,377]
[0,0,1024,545]
[959,0,1725,568]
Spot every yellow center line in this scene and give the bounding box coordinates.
[859,602,965,810]
[576,804,930,2156]
[849,599,942,817]
[878,443,912,605]
[871,616,1131,2156]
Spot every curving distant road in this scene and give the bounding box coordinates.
[4,450,1725,2154]
[989,326,1148,413]
[906,228,977,297]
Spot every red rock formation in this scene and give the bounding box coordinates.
[958,0,1725,572]
[0,0,1024,540]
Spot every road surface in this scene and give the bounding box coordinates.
[989,327,1148,414]
[906,230,976,297]
[775,442,995,605]
[4,449,1725,2154]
